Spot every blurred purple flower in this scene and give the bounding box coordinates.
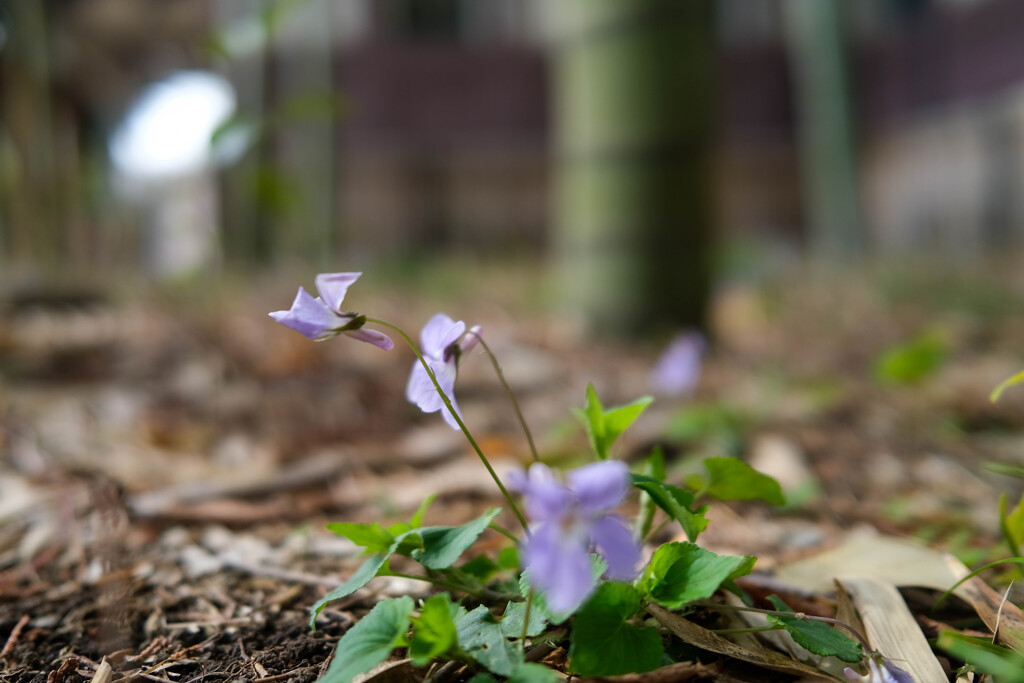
[843,656,914,683]
[269,272,393,350]
[649,332,705,397]
[509,461,641,613]
[405,313,476,430]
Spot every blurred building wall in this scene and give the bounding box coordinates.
[6,0,1024,277]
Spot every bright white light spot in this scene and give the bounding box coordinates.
[109,70,236,180]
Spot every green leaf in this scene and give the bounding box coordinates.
[310,509,500,628]
[320,596,414,683]
[410,593,459,666]
[1001,493,1024,556]
[642,542,755,609]
[574,384,653,460]
[501,600,547,638]
[409,493,437,528]
[631,474,709,542]
[455,605,524,677]
[699,457,785,506]
[310,552,392,628]
[985,462,1024,479]
[326,522,396,553]
[498,546,520,570]
[874,332,947,385]
[568,583,663,676]
[412,508,502,569]
[765,596,863,663]
[458,555,502,582]
[992,370,1024,403]
[937,631,1024,683]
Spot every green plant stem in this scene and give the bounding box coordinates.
[367,317,529,533]
[488,523,519,543]
[385,571,515,603]
[467,330,540,463]
[713,625,786,636]
[698,600,871,649]
[521,588,535,644]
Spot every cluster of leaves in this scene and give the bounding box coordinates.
[314,386,869,682]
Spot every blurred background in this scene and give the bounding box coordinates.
[3,0,1024,336]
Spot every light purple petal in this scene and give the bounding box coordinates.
[343,327,394,351]
[439,397,462,430]
[509,464,572,522]
[314,272,361,313]
[522,523,594,614]
[406,361,437,407]
[406,359,460,428]
[569,460,630,515]
[269,287,341,340]
[650,332,704,397]
[459,325,483,354]
[419,313,466,358]
[588,514,641,580]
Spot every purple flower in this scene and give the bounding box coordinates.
[405,313,475,430]
[269,272,393,350]
[509,461,641,613]
[649,332,704,397]
[843,656,914,683]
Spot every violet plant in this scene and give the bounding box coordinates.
[271,272,897,682]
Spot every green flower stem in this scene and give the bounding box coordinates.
[488,522,519,543]
[466,330,540,463]
[697,600,871,649]
[384,571,511,602]
[367,318,529,533]
[521,588,535,644]
[712,625,785,636]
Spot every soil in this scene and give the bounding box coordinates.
[3,265,1024,682]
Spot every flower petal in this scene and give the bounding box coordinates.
[588,514,641,580]
[508,464,572,522]
[439,396,462,430]
[314,272,362,313]
[269,286,341,340]
[522,523,594,614]
[343,327,394,350]
[419,313,466,358]
[406,359,461,428]
[569,460,630,515]
[650,332,704,397]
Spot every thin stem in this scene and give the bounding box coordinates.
[521,588,535,644]
[489,522,519,543]
[367,317,529,533]
[386,571,516,603]
[713,625,785,636]
[697,600,871,649]
[467,331,540,463]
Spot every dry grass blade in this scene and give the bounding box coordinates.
[943,554,1024,656]
[835,576,946,683]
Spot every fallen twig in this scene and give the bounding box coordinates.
[0,614,29,664]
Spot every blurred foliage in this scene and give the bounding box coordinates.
[874,331,947,385]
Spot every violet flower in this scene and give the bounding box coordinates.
[843,656,914,683]
[269,272,393,350]
[509,461,641,613]
[405,314,476,430]
[649,332,705,397]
